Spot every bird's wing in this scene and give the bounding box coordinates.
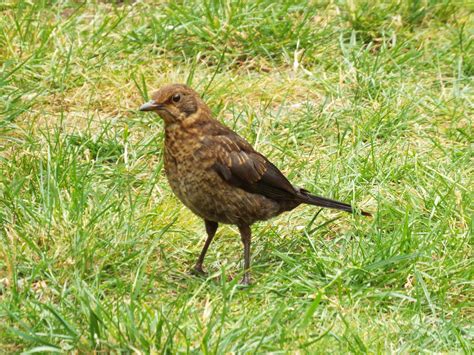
[201,129,298,201]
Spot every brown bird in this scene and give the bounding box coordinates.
[140,84,370,285]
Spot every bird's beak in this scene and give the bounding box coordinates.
[139,100,161,112]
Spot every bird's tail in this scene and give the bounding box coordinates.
[297,189,371,216]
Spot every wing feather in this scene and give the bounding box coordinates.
[203,129,298,201]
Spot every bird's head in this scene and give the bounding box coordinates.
[139,84,204,125]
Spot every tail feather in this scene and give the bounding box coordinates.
[297,189,371,216]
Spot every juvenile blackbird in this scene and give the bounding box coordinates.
[140,84,370,285]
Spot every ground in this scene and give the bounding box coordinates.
[0,0,472,352]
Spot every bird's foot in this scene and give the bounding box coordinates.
[190,264,207,277]
[239,274,251,286]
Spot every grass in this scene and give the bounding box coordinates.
[0,0,472,352]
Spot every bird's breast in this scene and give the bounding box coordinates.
[163,128,211,201]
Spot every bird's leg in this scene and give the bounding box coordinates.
[193,220,218,275]
[238,224,252,285]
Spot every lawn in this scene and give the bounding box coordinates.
[0,0,472,352]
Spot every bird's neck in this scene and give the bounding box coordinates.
[164,111,217,168]
[165,108,212,134]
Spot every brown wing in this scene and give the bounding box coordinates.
[191,120,369,217]
[200,125,298,201]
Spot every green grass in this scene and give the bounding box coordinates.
[0,0,472,352]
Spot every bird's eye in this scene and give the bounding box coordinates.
[172,93,181,103]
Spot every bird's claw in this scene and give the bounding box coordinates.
[190,265,207,276]
[239,274,251,286]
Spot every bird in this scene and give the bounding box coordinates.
[140,83,370,285]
